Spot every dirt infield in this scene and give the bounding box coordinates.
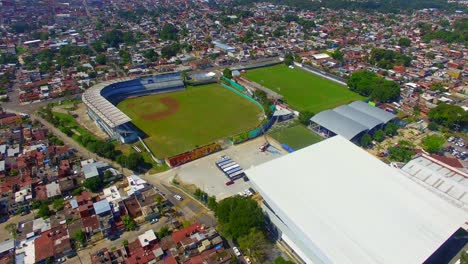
[141,97,180,121]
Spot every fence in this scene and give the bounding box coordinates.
[219,83,265,114]
[166,142,222,167]
[229,116,276,145]
[222,77,246,92]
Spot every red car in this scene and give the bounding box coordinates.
[225,180,235,186]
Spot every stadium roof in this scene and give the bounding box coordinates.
[82,77,133,128]
[310,110,368,140]
[247,136,467,264]
[349,100,396,124]
[333,105,382,130]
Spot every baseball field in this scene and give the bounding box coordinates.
[243,64,364,113]
[117,84,263,158]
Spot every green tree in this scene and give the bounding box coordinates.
[207,196,218,211]
[298,111,314,126]
[223,68,232,79]
[53,198,65,211]
[122,215,136,231]
[398,38,411,47]
[275,256,295,264]
[388,140,415,162]
[331,49,344,63]
[122,240,129,247]
[96,54,107,65]
[373,129,385,142]
[347,70,400,102]
[385,122,399,136]
[159,23,179,41]
[38,204,52,218]
[360,134,372,148]
[215,196,265,239]
[156,225,171,238]
[73,230,86,246]
[238,228,268,263]
[430,82,446,92]
[83,177,104,193]
[428,103,468,130]
[428,122,438,131]
[4,223,17,240]
[284,53,294,66]
[143,49,158,61]
[422,134,445,154]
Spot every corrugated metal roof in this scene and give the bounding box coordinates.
[93,200,111,215]
[348,101,396,124]
[333,105,382,130]
[247,136,467,264]
[310,110,368,140]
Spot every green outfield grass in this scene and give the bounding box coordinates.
[117,84,263,158]
[269,124,322,150]
[243,64,364,113]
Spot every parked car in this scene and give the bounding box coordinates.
[244,256,252,264]
[233,246,241,257]
[225,180,235,186]
[151,218,159,224]
[174,194,183,201]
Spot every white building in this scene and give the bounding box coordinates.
[246,136,467,264]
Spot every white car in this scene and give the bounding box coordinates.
[232,246,241,257]
[244,189,253,196]
[244,256,252,264]
[64,195,72,200]
[238,191,246,197]
[174,194,183,201]
[151,218,159,224]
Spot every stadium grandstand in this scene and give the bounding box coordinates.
[310,100,396,142]
[82,72,184,143]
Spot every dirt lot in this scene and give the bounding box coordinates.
[53,103,108,140]
[153,137,287,200]
[368,126,427,156]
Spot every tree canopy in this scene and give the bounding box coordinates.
[388,140,415,162]
[215,196,265,239]
[428,103,468,130]
[422,134,445,154]
[398,38,411,47]
[284,53,294,66]
[347,70,400,102]
[122,215,137,231]
[298,111,314,125]
[369,48,412,69]
[223,68,232,79]
[238,228,268,263]
[159,23,179,41]
[83,176,104,193]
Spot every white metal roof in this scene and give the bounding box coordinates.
[82,77,133,128]
[247,136,467,264]
[402,154,468,208]
[310,110,368,140]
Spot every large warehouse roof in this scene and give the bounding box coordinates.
[82,78,133,128]
[247,136,467,264]
[349,100,396,123]
[333,105,382,130]
[310,110,368,140]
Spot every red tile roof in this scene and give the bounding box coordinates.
[171,223,202,244]
[34,225,70,262]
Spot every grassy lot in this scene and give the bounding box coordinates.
[243,64,364,113]
[117,84,263,158]
[269,124,322,150]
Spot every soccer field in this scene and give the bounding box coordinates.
[117,84,263,158]
[269,124,322,151]
[243,64,364,113]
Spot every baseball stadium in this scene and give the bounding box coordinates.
[82,73,264,165]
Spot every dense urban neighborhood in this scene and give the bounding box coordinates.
[0,0,467,263]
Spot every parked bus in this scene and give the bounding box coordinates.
[220,162,236,170]
[222,164,240,172]
[217,159,233,167]
[226,167,242,176]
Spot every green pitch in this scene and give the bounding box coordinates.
[243,64,364,113]
[269,124,322,150]
[117,84,263,158]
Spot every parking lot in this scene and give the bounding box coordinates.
[445,136,467,161]
[155,137,286,200]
